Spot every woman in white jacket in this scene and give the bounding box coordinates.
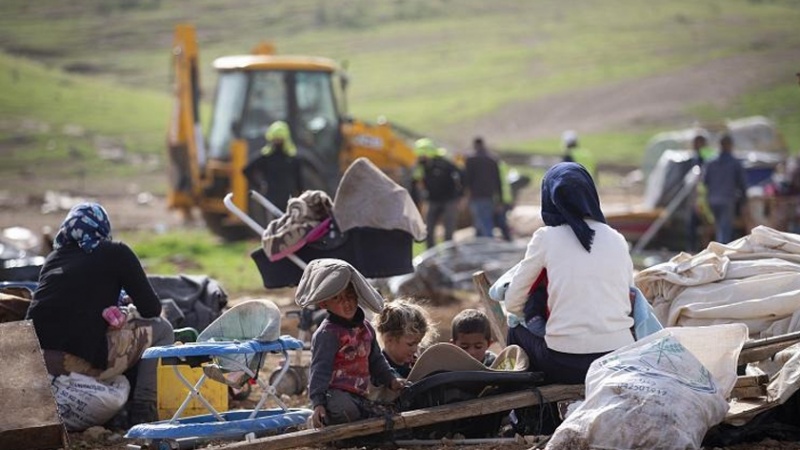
[501,162,634,384]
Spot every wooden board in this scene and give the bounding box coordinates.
[214,384,585,450]
[472,271,508,347]
[0,320,68,450]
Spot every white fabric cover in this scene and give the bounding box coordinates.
[635,226,800,338]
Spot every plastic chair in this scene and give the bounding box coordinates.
[125,300,312,445]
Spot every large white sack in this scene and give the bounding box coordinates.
[546,324,745,450]
[50,372,130,431]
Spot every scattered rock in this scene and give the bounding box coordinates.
[81,425,109,441]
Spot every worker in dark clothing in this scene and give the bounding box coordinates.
[703,134,748,244]
[494,160,514,241]
[464,137,503,238]
[413,138,463,249]
[561,130,596,178]
[243,121,303,211]
[687,133,712,252]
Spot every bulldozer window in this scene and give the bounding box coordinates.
[242,72,289,140]
[295,72,338,135]
[292,71,341,191]
[208,72,247,160]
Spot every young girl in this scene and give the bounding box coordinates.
[373,298,438,378]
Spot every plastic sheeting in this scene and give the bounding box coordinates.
[125,408,312,440]
[141,336,303,360]
[387,238,527,301]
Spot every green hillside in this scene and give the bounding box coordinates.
[1,0,799,184]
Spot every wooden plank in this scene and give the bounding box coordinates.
[738,331,800,365]
[729,374,769,399]
[0,321,68,450]
[213,384,585,450]
[472,271,508,347]
[733,374,769,388]
[730,386,766,399]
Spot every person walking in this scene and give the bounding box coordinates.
[413,138,463,249]
[464,137,502,238]
[703,134,748,244]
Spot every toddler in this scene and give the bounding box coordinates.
[450,309,497,366]
[296,259,404,428]
[373,298,438,378]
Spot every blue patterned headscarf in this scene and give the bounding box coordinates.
[541,162,606,252]
[53,203,112,253]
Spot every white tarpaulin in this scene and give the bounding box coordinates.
[635,226,800,338]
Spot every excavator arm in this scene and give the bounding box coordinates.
[166,24,205,211]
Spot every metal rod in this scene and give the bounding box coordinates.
[632,167,700,254]
[223,192,307,270]
[393,438,523,446]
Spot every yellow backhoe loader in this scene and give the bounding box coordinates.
[166,24,418,240]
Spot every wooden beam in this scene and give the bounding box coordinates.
[733,374,769,388]
[213,384,585,450]
[730,374,769,400]
[738,331,800,364]
[472,271,508,347]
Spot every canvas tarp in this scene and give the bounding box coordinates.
[635,226,800,338]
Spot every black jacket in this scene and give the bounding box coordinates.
[27,241,161,369]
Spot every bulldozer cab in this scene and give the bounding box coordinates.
[208,57,346,194]
[166,24,418,240]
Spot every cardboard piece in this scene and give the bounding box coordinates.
[0,320,68,450]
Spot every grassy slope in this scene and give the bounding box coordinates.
[1,0,798,148]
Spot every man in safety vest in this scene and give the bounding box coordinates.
[493,160,513,241]
[562,130,596,179]
[243,121,303,212]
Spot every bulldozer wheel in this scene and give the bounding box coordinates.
[201,211,253,242]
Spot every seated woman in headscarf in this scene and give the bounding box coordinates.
[26,202,174,426]
[499,162,634,385]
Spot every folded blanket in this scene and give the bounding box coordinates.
[262,190,333,262]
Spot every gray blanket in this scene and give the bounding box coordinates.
[332,158,426,241]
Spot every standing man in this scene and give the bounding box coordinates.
[494,160,513,241]
[464,137,502,238]
[561,130,596,178]
[703,134,748,244]
[686,133,713,252]
[243,121,303,212]
[414,138,463,249]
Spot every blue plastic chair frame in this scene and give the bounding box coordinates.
[125,335,312,442]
